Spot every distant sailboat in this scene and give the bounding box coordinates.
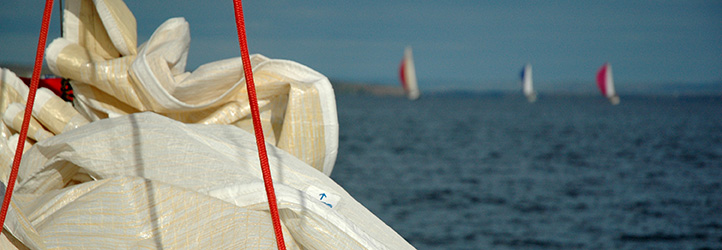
[596,63,620,105]
[520,63,537,102]
[399,46,420,100]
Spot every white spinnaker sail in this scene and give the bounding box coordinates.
[399,46,420,100]
[521,63,536,102]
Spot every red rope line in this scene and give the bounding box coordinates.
[231,1,286,249]
[0,0,54,226]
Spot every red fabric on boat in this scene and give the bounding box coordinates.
[19,77,61,96]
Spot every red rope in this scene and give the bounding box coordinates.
[0,0,54,226]
[231,1,287,249]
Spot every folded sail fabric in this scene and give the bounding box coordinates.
[0,0,414,249]
[0,68,31,117]
[2,103,53,142]
[4,112,413,249]
[45,0,338,174]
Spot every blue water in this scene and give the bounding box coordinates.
[330,94,722,250]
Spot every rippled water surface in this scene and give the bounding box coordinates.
[330,94,722,250]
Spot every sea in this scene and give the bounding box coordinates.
[329,93,722,250]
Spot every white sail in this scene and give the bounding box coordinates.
[596,63,620,105]
[399,46,420,100]
[521,63,536,102]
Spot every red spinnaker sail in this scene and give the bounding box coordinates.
[399,59,408,91]
[596,63,608,96]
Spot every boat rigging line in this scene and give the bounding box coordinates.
[232,0,287,249]
[0,0,55,227]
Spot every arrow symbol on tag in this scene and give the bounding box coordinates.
[319,193,327,200]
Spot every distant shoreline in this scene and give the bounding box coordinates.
[330,79,405,97]
[331,79,722,98]
[3,64,718,97]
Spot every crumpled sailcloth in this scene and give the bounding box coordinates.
[0,112,413,249]
[44,0,338,175]
[0,0,416,249]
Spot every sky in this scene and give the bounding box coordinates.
[1,0,721,92]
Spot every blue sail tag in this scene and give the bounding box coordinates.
[304,186,340,209]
